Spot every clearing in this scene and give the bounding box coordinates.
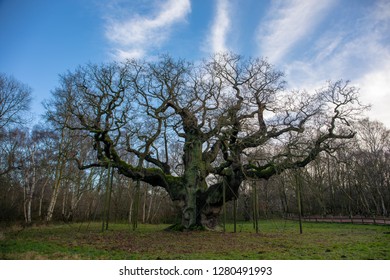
[1,220,389,260]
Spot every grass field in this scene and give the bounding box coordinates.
[1,220,390,260]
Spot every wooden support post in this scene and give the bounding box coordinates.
[223,178,226,232]
[295,170,303,234]
[253,179,259,234]
[233,198,237,233]
[105,166,114,230]
[102,164,111,232]
[132,180,141,231]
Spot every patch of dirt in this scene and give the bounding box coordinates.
[67,230,270,259]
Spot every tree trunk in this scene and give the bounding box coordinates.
[128,180,134,224]
[24,148,37,225]
[61,181,68,220]
[46,125,67,223]
[150,192,163,223]
[38,178,49,219]
[175,166,242,230]
[295,170,303,234]
[253,179,259,233]
[142,185,147,223]
[131,180,141,230]
[146,187,154,223]
[180,137,207,229]
[23,183,27,224]
[169,179,223,230]
[46,159,64,222]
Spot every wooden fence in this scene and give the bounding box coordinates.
[287,215,390,225]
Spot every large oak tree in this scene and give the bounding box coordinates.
[46,53,366,229]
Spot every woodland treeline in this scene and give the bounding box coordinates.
[0,55,389,227]
[2,118,389,225]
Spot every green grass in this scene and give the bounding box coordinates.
[1,220,389,260]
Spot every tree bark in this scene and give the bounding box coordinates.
[46,123,68,223]
[46,158,64,222]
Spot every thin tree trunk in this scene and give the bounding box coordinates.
[26,197,32,224]
[46,136,67,222]
[233,198,237,233]
[151,194,164,223]
[128,179,134,224]
[132,180,141,230]
[106,166,114,230]
[46,117,71,223]
[102,165,113,231]
[376,185,388,216]
[253,179,259,233]
[142,185,147,224]
[264,180,269,218]
[223,178,226,232]
[61,181,68,219]
[46,174,62,222]
[24,148,37,225]
[146,187,154,223]
[128,199,134,224]
[295,170,303,234]
[27,167,35,224]
[38,178,49,219]
[23,181,27,224]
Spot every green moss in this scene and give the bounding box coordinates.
[165,174,182,186]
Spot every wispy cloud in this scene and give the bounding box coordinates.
[206,0,231,54]
[104,0,191,60]
[256,0,336,64]
[282,0,390,126]
[354,1,390,126]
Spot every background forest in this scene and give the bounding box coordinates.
[1,64,389,228]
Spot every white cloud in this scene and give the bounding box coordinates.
[206,0,231,54]
[357,56,390,127]
[281,0,390,127]
[105,0,191,60]
[256,0,336,64]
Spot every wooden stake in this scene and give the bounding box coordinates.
[253,180,259,234]
[223,178,226,232]
[295,170,303,234]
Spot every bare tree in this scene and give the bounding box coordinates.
[46,53,367,229]
[354,119,390,216]
[22,132,37,224]
[0,73,31,129]
[0,74,32,176]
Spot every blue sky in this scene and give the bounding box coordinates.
[1,0,389,127]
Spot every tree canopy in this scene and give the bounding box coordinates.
[46,53,367,229]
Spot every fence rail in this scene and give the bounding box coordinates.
[287,215,390,225]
